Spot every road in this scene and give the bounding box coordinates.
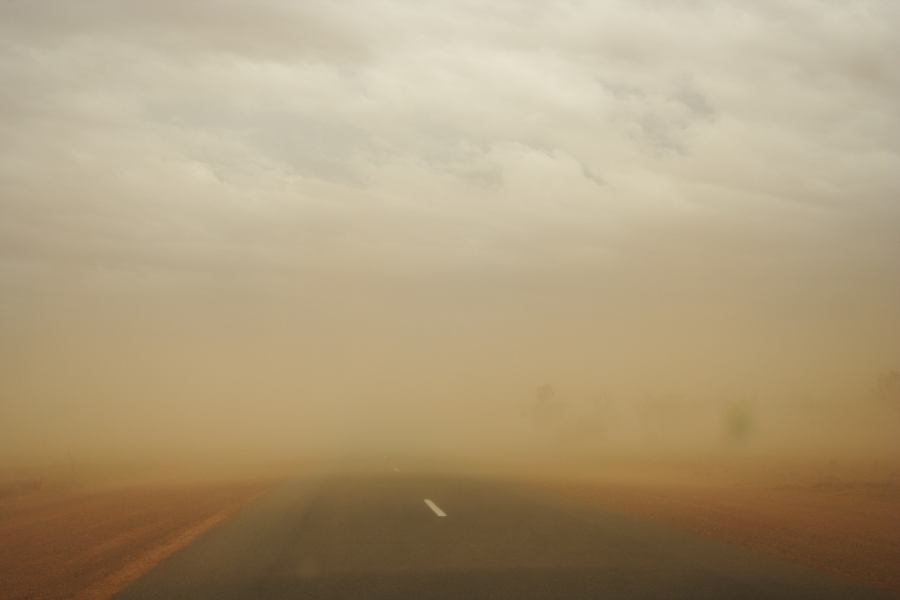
[117,468,896,600]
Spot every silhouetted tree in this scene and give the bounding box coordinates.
[874,370,900,407]
[530,383,565,426]
[724,399,755,443]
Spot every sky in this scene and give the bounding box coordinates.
[1,1,899,467]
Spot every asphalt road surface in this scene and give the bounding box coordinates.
[118,468,897,600]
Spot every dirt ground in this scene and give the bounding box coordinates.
[556,465,900,594]
[0,480,269,600]
[4,463,898,598]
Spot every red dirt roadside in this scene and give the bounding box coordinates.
[0,481,268,600]
[556,471,900,594]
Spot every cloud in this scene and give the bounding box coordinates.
[0,1,897,283]
[1,1,899,457]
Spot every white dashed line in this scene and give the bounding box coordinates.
[424,498,447,517]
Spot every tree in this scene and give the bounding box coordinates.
[874,370,900,406]
[529,383,565,426]
[724,399,755,443]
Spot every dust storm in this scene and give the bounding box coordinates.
[1,2,899,598]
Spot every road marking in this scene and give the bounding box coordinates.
[424,498,447,517]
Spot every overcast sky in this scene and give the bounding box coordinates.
[1,1,899,462]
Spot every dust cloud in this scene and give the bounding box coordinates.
[1,1,899,482]
[2,264,898,478]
